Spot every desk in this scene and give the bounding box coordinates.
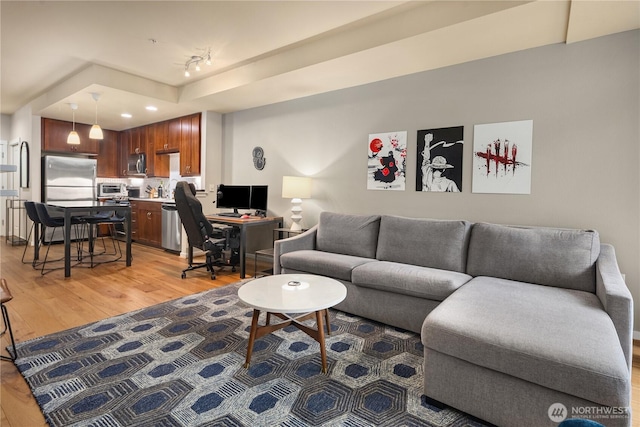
[206,215,283,279]
[46,201,132,277]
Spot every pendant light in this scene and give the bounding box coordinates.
[89,92,104,140]
[67,103,80,145]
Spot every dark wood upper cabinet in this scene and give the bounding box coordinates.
[42,118,99,155]
[42,112,201,179]
[96,129,120,177]
[155,120,180,153]
[180,113,201,176]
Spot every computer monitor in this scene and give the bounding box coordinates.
[216,185,251,216]
[250,185,268,215]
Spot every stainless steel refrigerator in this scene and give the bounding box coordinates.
[42,155,96,202]
[42,155,96,242]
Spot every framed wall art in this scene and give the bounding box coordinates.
[472,119,533,194]
[367,131,407,191]
[416,126,464,192]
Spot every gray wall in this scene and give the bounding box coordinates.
[223,30,640,331]
[1,114,11,141]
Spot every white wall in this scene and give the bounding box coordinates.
[10,106,40,203]
[223,30,640,331]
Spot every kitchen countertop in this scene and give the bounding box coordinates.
[129,197,175,203]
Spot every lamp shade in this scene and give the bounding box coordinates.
[282,176,312,199]
[67,131,80,145]
[89,124,104,140]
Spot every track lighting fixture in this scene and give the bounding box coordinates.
[67,103,80,145]
[184,48,212,77]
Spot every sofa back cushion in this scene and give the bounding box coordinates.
[316,212,381,258]
[466,222,600,292]
[376,215,472,273]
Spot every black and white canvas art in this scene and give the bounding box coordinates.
[416,126,464,192]
[367,131,407,191]
[472,120,533,194]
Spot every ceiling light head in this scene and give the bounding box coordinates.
[121,113,132,118]
[67,131,80,145]
[67,103,80,145]
[146,106,158,111]
[183,48,212,77]
[89,92,103,140]
[89,125,103,140]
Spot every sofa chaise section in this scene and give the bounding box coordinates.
[422,223,632,427]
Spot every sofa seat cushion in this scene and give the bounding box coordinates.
[352,261,472,301]
[422,276,630,407]
[280,250,376,281]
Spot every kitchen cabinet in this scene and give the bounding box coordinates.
[128,127,144,155]
[145,125,169,178]
[96,129,120,177]
[134,200,162,248]
[119,130,131,176]
[118,125,169,178]
[42,118,98,155]
[180,113,201,176]
[155,120,180,153]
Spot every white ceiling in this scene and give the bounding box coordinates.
[1,1,638,131]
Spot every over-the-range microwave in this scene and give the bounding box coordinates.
[127,153,146,176]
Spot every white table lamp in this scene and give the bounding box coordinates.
[282,176,312,231]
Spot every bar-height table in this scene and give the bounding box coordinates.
[45,201,132,277]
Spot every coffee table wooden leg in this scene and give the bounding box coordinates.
[244,309,261,368]
[315,310,328,373]
[324,309,331,335]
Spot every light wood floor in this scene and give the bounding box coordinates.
[1,241,639,426]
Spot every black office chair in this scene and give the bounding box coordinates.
[174,181,231,280]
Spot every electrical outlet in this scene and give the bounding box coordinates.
[209,184,216,192]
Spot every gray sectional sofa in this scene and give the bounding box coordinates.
[273,211,633,427]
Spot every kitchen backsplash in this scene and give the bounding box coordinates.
[96,153,202,198]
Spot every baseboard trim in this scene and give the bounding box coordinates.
[633,331,640,341]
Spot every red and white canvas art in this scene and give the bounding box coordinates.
[472,120,533,194]
[367,131,407,191]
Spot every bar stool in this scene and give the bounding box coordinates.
[21,201,43,268]
[1,278,17,361]
[34,203,84,275]
[80,209,125,267]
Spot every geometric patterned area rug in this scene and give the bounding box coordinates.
[13,281,490,427]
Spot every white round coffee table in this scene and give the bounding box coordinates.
[238,274,347,373]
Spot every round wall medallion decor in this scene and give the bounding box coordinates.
[252,146,266,170]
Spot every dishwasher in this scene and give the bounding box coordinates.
[161,202,182,252]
